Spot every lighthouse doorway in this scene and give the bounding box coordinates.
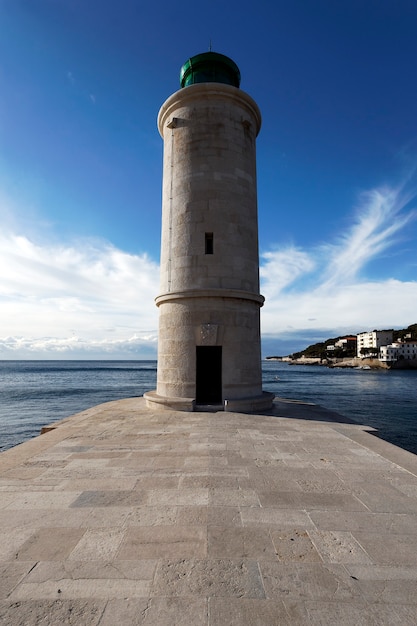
[196,346,222,405]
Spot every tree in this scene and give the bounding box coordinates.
[360,347,378,357]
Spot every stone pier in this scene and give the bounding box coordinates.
[1,398,417,624]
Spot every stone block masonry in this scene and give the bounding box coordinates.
[1,396,417,623]
[145,52,273,412]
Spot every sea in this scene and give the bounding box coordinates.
[0,360,416,456]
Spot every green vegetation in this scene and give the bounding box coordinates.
[393,323,417,341]
[359,347,378,357]
[291,336,352,360]
[290,323,417,360]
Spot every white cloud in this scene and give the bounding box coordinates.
[260,182,417,346]
[260,247,315,296]
[0,333,157,358]
[320,185,415,287]
[261,279,417,335]
[1,180,416,359]
[0,232,159,358]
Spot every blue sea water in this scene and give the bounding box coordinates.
[0,360,416,455]
[0,361,157,453]
[263,361,417,455]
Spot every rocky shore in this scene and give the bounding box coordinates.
[284,356,417,370]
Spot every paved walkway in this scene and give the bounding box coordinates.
[1,397,417,625]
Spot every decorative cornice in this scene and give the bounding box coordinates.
[158,82,261,138]
[155,288,265,307]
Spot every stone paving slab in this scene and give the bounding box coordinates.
[1,396,417,624]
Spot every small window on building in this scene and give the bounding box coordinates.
[205,232,214,255]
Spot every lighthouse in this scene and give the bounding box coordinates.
[145,52,274,412]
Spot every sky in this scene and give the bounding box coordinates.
[1,0,417,359]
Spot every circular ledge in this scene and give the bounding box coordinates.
[155,289,265,307]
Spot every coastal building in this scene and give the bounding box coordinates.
[326,336,357,355]
[379,340,417,363]
[357,330,393,358]
[335,336,357,351]
[145,51,274,412]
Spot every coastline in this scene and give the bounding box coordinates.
[275,357,417,370]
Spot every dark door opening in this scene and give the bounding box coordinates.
[196,346,222,404]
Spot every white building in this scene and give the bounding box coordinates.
[379,341,417,363]
[357,330,393,357]
[335,336,357,350]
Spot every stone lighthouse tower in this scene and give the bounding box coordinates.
[145,52,273,412]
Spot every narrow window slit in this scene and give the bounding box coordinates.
[205,232,214,254]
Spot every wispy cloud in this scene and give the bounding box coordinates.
[320,185,415,287]
[1,180,416,358]
[66,70,97,105]
[260,247,315,297]
[260,181,417,349]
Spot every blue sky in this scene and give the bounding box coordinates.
[1,0,416,359]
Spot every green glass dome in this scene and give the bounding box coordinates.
[180,52,241,89]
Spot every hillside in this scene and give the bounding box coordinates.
[290,323,417,360]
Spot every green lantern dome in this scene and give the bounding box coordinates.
[180,52,241,89]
